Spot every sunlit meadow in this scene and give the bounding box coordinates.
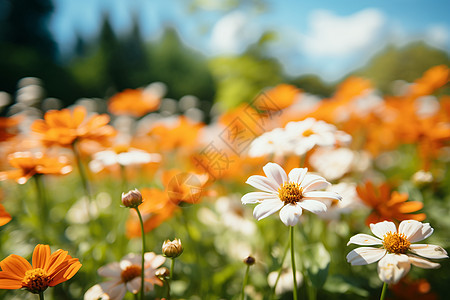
[0,66,449,299]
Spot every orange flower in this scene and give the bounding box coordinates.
[356,181,426,226]
[408,65,449,98]
[389,277,437,300]
[255,84,300,111]
[0,116,21,142]
[0,203,11,227]
[0,244,81,294]
[31,106,116,148]
[0,152,72,184]
[108,88,160,117]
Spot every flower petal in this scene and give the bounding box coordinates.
[279,204,302,226]
[263,162,288,186]
[370,221,397,239]
[0,254,32,278]
[407,254,441,269]
[241,192,278,204]
[398,220,424,241]
[301,174,330,191]
[252,199,284,221]
[346,247,386,265]
[127,277,141,294]
[298,200,327,214]
[347,234,382,246]
[0,271,23,289]
[409,244,448,259]
[246,175,278,193]
[404,221,433,243]
[377,253,411,284]
[32,244,51,269]
[98,262,122,278]
[302,191,342,202]
[288,168,308,185]
[99,281,126,300]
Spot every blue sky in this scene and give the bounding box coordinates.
[50,0,450,81]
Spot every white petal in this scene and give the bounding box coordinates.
[398,220,425,241]
[301,174,330,191]
[298,200,327,214]
[409,244,448,259]
[347,234,382,246]
[279,203,302,226]
[84,284,110,300]
[288,168,308,184]
[263,162,288,186]
[99,281,126,300]
[241,192,278,204]
[253,198,284,221]
[377,253,411,284]
[407,254,441,269]
[246,175,278,192]
[147,254,166,269]
[126,277,141,294]
[403,221,434,243]
[98,262,122,278]
[346,247,386,265]
[370,221,397,239]
[302,191,342,202]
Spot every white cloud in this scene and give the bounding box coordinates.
[425,25,449,48]
[300,9,386,57]
[209,11,260,55]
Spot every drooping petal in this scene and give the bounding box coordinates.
[302,191,342,202]
[279,203,302,226]
[245,175,279,193]
[241,192,278,204]
[0,254,32,277]
[252,199,284,221]
[377,253,411,284]
[407,254,441,269]
[398,220,424,241]
[298,200,327,214]
[409,244,448,259]
[127,277,141,294]
[0,271,23,289]
[99,280,126,300]
[263,162,288,186]
[347,234,382,246]
[405,222,434,243]
[32,244,51,269]
[370,221,397,239]
[84,284,109,300]
[288,168,308,185]
[346,247,386,265]
[301,174,330,191]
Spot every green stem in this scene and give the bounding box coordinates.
[290,226,298,300]
[39,292,45,300]
[241,264,250,300]
[167,258,175,300]
[271,239,290,297]
[72,141,92,201]
[379,282,387,300]
[33,175,47,241]
[135,207,146,300]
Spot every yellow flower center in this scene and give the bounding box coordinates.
[121,265,142,283]
[278,182,303,205]
[302,129,315,137]
[382,231,411,254]
[22,268,50,294]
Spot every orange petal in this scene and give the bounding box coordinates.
[0,272,23,289]
[0,254,31,277]
[46,249,68,275]
[32,244,51,269]
[398,201,424,213]
[0,204,12,226]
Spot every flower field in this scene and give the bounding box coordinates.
[0,65,449,299]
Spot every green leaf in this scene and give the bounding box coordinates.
[302,242,330,289]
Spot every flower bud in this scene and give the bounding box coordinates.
[243,255,255,266]
[155,267,170,280]
[121,189,143,208]
[162,238,183,258]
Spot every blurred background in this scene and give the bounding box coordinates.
[0,0,449,113]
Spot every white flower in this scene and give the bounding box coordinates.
[346,220,448,284]
[317,182,363,220]
[84,252,165,300]
[268,268,303,295]
[89,148,161,173]
[241,162,342,226]
[247,128,292,158]
[309,147,354,181]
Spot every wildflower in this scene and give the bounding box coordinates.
[241,162,342,226]
[31,105,116,148]
[256,84,300,111]
[162,239,183,258]
[0,152,72,184]
[243,256,256,266]
[317,182,364,220]
[122,189,143,208]
[0,244,81,293]
[346,220,448,284]
[85,252,165,299]
[108,85,162,117]
[308,147,355,181]
[0,116,20,142]
[356,181,425,226]
[0,203,11,226]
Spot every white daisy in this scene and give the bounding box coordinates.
[241,162,342,226]
[89,148,161,173]
[347,220,448,284]
[84,252,165,300]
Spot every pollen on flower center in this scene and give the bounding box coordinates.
[382,231,411,254]
[22,268,50,294]
[278,182,303,204]
[302,128,315,137]
[121,265,142,283]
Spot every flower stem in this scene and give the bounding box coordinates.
[135,207,146,300]
[271,239,290,297]
[33,175,47,241]
[379,282,387,300]
[241,264,250,300]
[72,142,92,202]
[290,226,298,300]
[167,258,175,300]
[39,292,45,300]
